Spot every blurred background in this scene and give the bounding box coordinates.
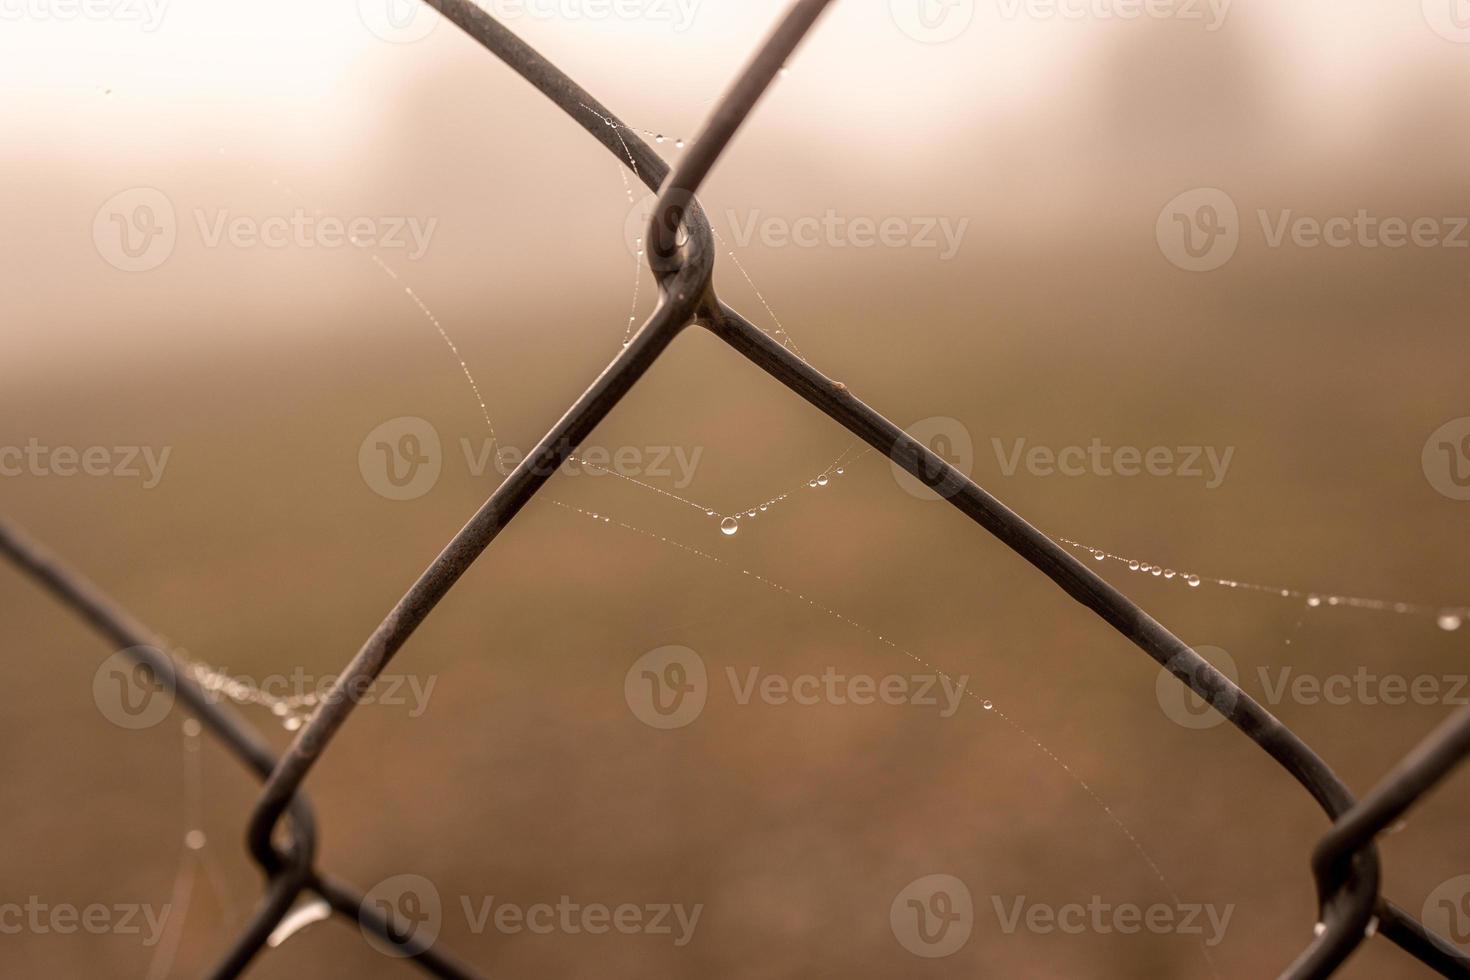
[3,0,1470,975]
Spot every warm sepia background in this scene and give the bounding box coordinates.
[4,1,1470,976]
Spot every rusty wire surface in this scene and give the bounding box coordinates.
[4,1,1470,977]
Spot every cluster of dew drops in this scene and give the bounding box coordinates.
[713,464,846,537]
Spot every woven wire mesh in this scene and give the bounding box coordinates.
[4,1,1470,977]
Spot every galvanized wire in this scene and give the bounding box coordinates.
[5,1,1470,976]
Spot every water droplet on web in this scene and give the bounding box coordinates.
[746,510,757,518]
[184,830,206,850]
[1186,575,1202,588]
[675,139,686,149]
[1439,612,1463,632]
[1093,551,1106,561]
[284,716,303,731]
[1307,595,1322,608]
[655,134,666,143]
[1163,569,1176,579]
[982,700,993,711]
[759,504,769,512]
[1127,560,1141,571]
[1150,566,1163,577]
[706,510,716,518]
[181,718,201,737]
[720,517,740,537]
[816,475,830,487]
[835,467,845,475]
[807,480,818,489]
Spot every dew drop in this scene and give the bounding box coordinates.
[981,700,993,711]
[706,510,716,518]
[185,830,207,851]
[271,702,289,717]
[720,517,740,537]
[747,510,757,518]
[1127,560,1141,571]
[655,134,666,143]
[284,716,303,731]
[816,475,830,487]
[1163,569,1176,579]
[1307,595,1322,608]
[835,467,845,475]
[1150,566,1163,577]
[807,480,818,489]
[759,504,769,512]
[675,139,686,149]
[182,718,202,737]
[1438,612,1464,632]
[1093,551,1106,561]
[1186,575,1202,588]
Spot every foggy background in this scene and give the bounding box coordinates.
[3,0,1470,976]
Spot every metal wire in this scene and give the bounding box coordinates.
[5,1,1469,976]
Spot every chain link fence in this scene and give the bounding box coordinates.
[4,1,1470,976]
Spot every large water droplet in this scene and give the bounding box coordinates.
[1186,575,1202,588]
[816,475,830,487]
[1438,612,1463,632]
[1307,595,1322,608]
[1127,560,1141,571]
[1093,551,1106,561]
[720,517,740,537]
